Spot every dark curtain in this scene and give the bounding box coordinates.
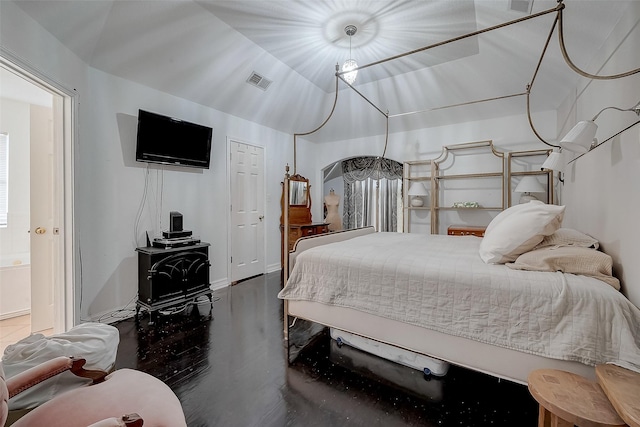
[342,157,403,231]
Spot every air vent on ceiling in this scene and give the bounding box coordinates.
[509,0,533,14]
[246,71,273,91]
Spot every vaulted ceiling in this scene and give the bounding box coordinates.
[10,0,635,142]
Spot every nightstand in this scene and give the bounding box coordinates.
[447,225,486,237]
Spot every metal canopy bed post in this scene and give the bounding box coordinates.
[282,0,640,350]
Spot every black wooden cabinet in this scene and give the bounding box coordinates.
[136,243,212,322]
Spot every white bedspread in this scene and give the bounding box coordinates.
[279,232,640,373]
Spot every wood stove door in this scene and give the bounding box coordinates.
[147,249,210,304]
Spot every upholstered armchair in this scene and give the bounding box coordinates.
[1,356,187,427]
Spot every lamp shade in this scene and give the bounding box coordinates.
[407,181,428,196]
[514,176,545,193]
[541,151,564,172]
[560,121,597,153]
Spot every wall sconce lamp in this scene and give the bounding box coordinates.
[407,182,428,207]
[541,151,565,184]
[560,100,640,153]
[514,175,545,204]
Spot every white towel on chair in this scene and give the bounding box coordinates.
[1,322,119,410]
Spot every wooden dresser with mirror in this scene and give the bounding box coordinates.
[280,173,329,267]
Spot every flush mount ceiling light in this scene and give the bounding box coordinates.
[342,25,358,85]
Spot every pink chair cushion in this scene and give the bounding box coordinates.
[1,363,9,427]
[11,369,186,427]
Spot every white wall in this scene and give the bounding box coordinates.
[305,110,557,221]
[80,69,292,317]
[2,0,90,323]
[1,1,293,322]
[559,1,640,307]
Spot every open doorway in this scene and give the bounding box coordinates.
[0,57,73,349]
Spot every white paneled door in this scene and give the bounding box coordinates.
[230,141,265,282]
[29,104,56,332]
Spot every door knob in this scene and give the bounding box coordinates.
[259,215,264,221]
[35,227,47,234]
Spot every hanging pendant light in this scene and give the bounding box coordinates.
[342,25,358,85]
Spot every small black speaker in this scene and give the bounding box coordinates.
[170,211,183,232]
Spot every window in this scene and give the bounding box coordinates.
[0,133,8,227]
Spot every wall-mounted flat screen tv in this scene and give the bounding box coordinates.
[136,109,213,169]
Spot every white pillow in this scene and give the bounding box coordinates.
[479,201,565,264]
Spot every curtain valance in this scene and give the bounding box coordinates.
[341,157,403,184]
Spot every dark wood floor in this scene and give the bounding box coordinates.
[114,272,538,427]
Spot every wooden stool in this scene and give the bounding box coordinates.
[528,369,627,427]
[596,364,640,427]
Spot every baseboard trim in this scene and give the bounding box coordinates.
[266,263,281,274]
[0,309,31,321]
[210,278,228,291]
[86,281,230,324]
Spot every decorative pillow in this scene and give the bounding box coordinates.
[506,246,620,290]
[535,227,599,250]
[479,201,565,264]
